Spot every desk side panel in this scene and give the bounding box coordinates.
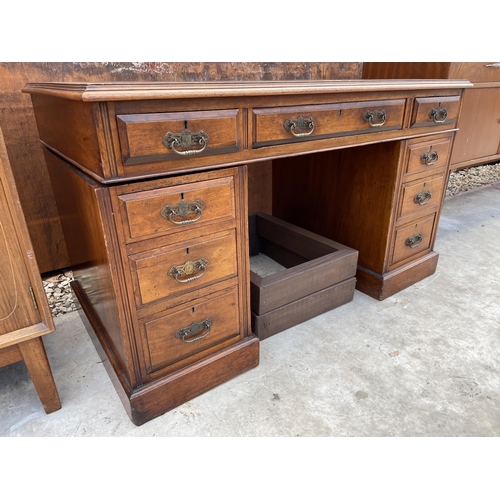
[30,95,106,179]
[44,149,137,386]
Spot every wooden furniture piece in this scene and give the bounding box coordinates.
[363,62,500,171]
[24,79,471,425]
[249,212,358,340]
[0,127,61,415]
[0,62,362,274]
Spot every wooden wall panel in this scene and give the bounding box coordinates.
[362,62,452,80]
[0,62,362,273]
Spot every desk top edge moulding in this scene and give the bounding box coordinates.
[23,79,473,100]
[23,78,471,425]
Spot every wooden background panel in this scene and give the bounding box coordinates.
[362,62,451,80]
[0,62,362,274]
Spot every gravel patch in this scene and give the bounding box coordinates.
[41,162,500,317]
[446,162,500,197]
[42,269,77,317]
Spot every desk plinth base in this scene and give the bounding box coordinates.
[356,252,439,301]
[71,281,260,426]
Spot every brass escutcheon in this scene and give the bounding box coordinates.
[414,190,432,206]
[363,110,386,127]
[283,116,315,137]
[160,199,206,225]
[162,126,209,156]
[405,233,423,248]
[421,151,439,166]
[168,257,209,283]
[429,107,448,124]
[175,318,213,343]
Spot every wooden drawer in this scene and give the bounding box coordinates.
[397,173,446,221]
[116,109,242,165]
[140,287,241,376]
[411,96,460,128]
[252,99,405,147]
[116,176,236,243]
[129,229,238,307]
[405,136,451,176]
[390,213,436,267]
[249,212,357,340]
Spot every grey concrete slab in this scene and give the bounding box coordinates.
[1,183,499,437]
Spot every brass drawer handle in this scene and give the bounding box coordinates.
[283,116,315,137]
[405,233,423,248]
[420,150,439,166]
[168,258,209,283]
[414,190,432,206]
[162,126,209,156]
[160,199,206,225]
[429,107,447,124]
[175,318,213,343]
[363,110,386,127]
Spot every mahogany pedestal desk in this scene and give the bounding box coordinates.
[23,79,472,425]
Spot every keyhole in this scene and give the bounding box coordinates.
[339,109,343,117]
[424,182,427,188]
[181,192,184,200]
[184,120,188,129]
[192,307,195,314]
[186,248,190,255]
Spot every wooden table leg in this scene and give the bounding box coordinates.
[17,337,62,414]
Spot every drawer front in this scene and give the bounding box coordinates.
[117,176,236,243]
[411,96,461,128]
[141,287,241,375]
[130,230,238,307]
[252,99,405,147]
[116,109,242,165]
[391,214,436,266]
[406,137,451,176]
[398,174,446,220]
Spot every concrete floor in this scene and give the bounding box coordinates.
[1,183,500,437]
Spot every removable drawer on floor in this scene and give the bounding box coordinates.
[252,99,405,148]
[129,229,238,307]
[139,287,241,376]
[116,176,236,243]
[116,109,242,165]
[397,173,446,221]
[249,212,358,340]
[390,213,436,267]
[411,96,460,128]
[405,136,451,176]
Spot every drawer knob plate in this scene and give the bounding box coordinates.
[175,318,213,343]
[420,150,439,166]
[284,116,315,137]
[429,107,447,124]
[162,127,209,156]
[414,190,432,205]
[405,233,423,249]
[363,110,386,127]
[168,257,210,283]
[160,199,206,225]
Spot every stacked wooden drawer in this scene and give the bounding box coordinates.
[111,167,249,383]
[389,133,452,270]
